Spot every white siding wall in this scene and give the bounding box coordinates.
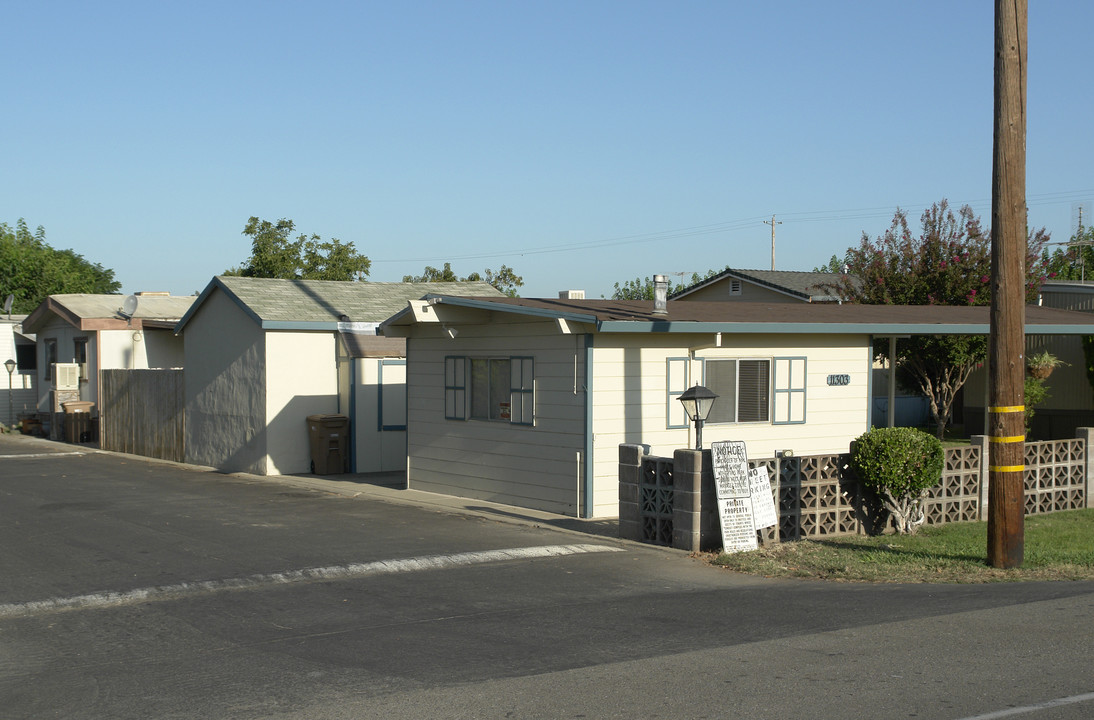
[353,358,408,473]
[265,331,338,475]
[406,323,586,516]
[588,333,872,517]
[183,290,268,474]
[34,318,96,410]
[1,324,35,425]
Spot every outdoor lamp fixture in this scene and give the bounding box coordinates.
[677,384,718,450]
[5,358,15,428]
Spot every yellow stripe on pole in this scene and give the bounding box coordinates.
[989,435,1026,444]
[988,405,1025,413]
[989,465,1026,473]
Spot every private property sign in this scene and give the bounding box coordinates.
[710,441,778,553]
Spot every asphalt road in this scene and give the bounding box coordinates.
[1,433,1093,720]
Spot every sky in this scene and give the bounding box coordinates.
[3,2,1093,300]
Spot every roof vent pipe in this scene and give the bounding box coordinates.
[653,275,668,315]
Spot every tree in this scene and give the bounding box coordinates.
[611,268,726,300]
[402,262,524,297]
[225,217,371,281]
[823,200,1049,438]
[812,254,849,273]
[1042,224,1094,282]
[0,219,121,313]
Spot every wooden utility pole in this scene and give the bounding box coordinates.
[987,0,1027,569]
[764,215,782,270]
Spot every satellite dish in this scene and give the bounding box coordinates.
[2,294,12,316]
[119,294,139,320]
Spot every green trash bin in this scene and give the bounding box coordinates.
[306,414,349,474]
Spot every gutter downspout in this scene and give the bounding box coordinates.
[583,332,594,519]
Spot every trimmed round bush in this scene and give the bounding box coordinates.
[850,427,944,534]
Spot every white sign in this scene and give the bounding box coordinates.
[719,497,759,553]
[749,467,778,530]
[710,440,750,499]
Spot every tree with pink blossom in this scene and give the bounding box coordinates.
[822,200,1050,438]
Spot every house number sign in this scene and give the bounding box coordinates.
[827,374,851,386]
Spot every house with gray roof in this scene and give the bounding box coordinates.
[21,292,196,433]
[380,294,1094,518]
[670,268,845,303]
[174,275,501,477]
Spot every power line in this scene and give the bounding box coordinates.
[372,189,1094,264]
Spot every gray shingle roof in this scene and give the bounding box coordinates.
[671,268,846,301]
[178,276,503,330]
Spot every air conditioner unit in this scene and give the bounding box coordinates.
[54,363,80,390]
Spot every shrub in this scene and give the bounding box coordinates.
[850,427,944,534]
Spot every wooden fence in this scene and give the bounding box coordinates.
[100,369,184,463]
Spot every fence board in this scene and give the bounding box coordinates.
[100,370,184,463]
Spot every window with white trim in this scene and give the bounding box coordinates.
[703,358,771,424]
[773,357,807,424]
[666,357,690,428]
[447,355,534,425]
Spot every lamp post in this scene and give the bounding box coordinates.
[4,358,15,429]
[677,384,718,449]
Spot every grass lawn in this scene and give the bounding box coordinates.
[709,508,1094,583]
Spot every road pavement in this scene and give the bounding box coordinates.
[1,432,1092,719]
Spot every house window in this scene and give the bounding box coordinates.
[509,356,534,426]
[444,356,466,420]
[773,357,807,424]
[666,357,690,429]
[448,356,534,425]
[44,339,57,381]
[703,358,771,424]
[74,338,88,382]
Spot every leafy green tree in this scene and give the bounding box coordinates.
[225,217,371,281]
[823,200,1050,438]
[402,262,523,297]
[1042,224,1094,282]
[812,254,849,273]
[0,219,121,313]
[612,268,726,300]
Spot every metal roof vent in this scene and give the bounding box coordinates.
[653,275,668,315]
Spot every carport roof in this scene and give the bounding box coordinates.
[176,275,504,332]
[381,295,1094,335]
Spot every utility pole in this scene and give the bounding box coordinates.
[764,215,782,270]
[987,0,1027,569]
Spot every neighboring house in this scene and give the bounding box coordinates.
[964,281,1094,439]
[1,315,36,426]
[670,268,845,303]
[174,276,502,477]
[380,295,1094,519]
[21,293,195,421]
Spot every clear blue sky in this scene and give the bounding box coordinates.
[3,2,1092,299]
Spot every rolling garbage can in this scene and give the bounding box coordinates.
[62,401,95,443]
[306,414,349,474]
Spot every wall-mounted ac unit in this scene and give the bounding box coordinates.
[54,363,80,390]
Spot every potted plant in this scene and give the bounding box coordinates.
[1026,350,1065,380]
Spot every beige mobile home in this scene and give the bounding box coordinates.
[381,296,1094,519]
[21,293,194,419]
[175,276,500,477]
